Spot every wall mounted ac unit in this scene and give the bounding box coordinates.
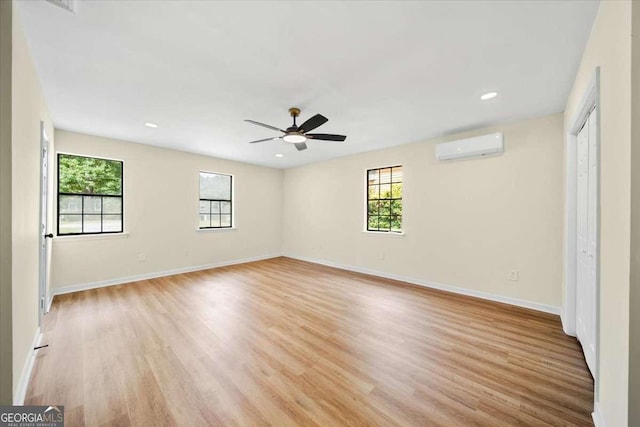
[45,0,76,13]
[435,132,504,160]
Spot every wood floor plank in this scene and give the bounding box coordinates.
[26,257,593,426]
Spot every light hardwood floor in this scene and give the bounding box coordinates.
[27,257,593,426]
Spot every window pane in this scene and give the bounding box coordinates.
[59,214,82,234]
[380,200,391,216]
[103,197,122,214]
[221,201,231,214]
[83,215,101,233]
[380,168,392,184]
[391,200,402,216]
[199,200,210,214]
[391,183,402,199]
[221,215,232,227]
[368,185,379,200]
[380,184,391,199]
[199,214,211,228]
[200,173,231,200]
[58,154,122,195]
[392,167,403,183]
[59,195,82,214]
[103,215,122,232]
[379,216,391,230]
[367,169,379,185]
[368,201,379,215]
[391,216,402,232]
[367,215,379,231]
[83,196,102,214]
[211,201,221,214]
[211,214,221,227]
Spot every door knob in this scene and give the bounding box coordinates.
[44,233,53,239]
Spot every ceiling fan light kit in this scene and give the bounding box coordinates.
[245,107,346,151]
[282,133,307,144]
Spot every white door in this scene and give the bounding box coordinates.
[576,107,598,376]
[38,123,51,325]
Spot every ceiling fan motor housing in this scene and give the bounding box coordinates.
[245,107,346,151]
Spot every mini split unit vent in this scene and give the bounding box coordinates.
[45,0,76,13]
[435,132,504,161]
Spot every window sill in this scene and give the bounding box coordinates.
[197,227,237,233]
[53,232,130,243]
[362,230,405,237]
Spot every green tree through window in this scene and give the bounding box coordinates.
[58,155,122,195]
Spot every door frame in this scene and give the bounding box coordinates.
[563,67,601,401]
[38,122,50,325]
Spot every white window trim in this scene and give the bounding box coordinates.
[196,227,237,233]
[53,231,130,243]
[361,230,405,237]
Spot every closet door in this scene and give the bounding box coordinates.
[576,108,597,376]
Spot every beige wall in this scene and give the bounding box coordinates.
[0,0,13,405]
[629,2,640,425]
[563,1,632,426]
[10,1,635,419]
[11,6,55,398]
[51,131,283,290]
[283,113,564,310]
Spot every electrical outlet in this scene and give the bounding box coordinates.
[509,270,519,281]
[380,253,385,261]
[184,248,190,257]
[137,253,146,262]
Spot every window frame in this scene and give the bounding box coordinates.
[199,171,234,230]
[365,165,403,234]
[56,152,124,236]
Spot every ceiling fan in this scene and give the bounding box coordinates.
[245,108,347,151]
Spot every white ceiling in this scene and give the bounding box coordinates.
[17,0,599,169]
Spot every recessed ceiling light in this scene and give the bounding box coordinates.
[144,122,158,128]
[275,154,284,158]
[480,92,498,100]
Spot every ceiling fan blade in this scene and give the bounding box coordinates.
[248,137,281,144]
[294,142,308,151]
[244,120,286,133]
[297,114,328,133]
[306,133,347,142]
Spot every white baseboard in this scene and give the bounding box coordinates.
[13,327,42,405]
[286,255,560,315]
[51,254,282,298]
[592,402,606,427]
[560,307,577,336]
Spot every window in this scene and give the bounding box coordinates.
[57,154,123,235]
[367,165,402,232]
[199,172,232,229]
